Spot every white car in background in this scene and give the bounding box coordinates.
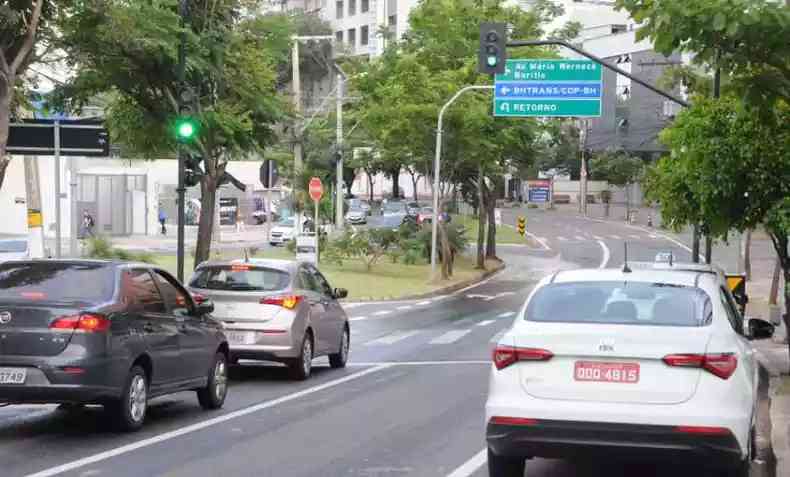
[0,238,29,262]
[269,216,312,246]
[485,262,774,477]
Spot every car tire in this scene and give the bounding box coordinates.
[329,326,350,369]
[725,424,755,477]
[487,448,525,477]
[106,365,148,432]
[287,332,313,381]
[197,352,228,410]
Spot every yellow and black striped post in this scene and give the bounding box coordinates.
[517,216,526,236]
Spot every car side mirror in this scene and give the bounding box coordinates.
[194,299,215,316]
[747,318,774,340]
[334,288,348,299]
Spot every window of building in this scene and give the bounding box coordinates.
[335,30,343,43]
[611,24,627,34]
[388,14,397,26]
[361,25,369,45]
[615,54,632,101]
[347,28,356,46]
[336,0,343,19]
[361,0,369,13]
[348,0,356,16]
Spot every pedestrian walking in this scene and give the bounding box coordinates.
[81,210,95,238]
[158,205,167,235]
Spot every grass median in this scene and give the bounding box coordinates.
[153,248,497,301]
[455,215,528,245]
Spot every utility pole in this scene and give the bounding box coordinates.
[335,73,344,230]
[176,0,188,281]
[24,156,44,258]
[53,120,62,257]
[292,38,303,235]
[69,156,78,257]
[578,120,588,216]
[704,62,722,265]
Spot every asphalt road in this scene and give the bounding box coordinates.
[0,210,773,477]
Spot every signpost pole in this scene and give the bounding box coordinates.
[315,198,320,262]
[54,120,62,258]
[69,157,78,257]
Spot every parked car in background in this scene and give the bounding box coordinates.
[347,198,372,216]
[345,207,367,225]
[381,200,408,217]
[0,238,29,262]
[368,214,409,232]
[270,217,308,246]
[188,259,350,380]
[417,207,434,225]
[406,202,421,217]
[0,260,228,431]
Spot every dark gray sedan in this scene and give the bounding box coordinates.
[0,260,229,431]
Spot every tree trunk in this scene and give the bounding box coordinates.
[744,229,752,281]
[625,185,631,221]
[391,169,400,198]
[194,175,218,268]
[365,169,374,202]
[0,86,12,191]
[486,191,497,259]
[476,165,486,270]
[770,257,781,305]
[410,173,419,201]
[439,222,451,280]
[784,268,790,362]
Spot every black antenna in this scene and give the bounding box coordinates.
[622,242,632,273]
[243,248,249,263]
[668,251,673,266]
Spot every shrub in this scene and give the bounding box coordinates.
[85,236,155,264]
[528,203,538,209]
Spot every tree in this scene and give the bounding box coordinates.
[590,149,644,219]
[0,0,62,190]
[647,98,790,362]
[56,2,290,266]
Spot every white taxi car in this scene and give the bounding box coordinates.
[485,262,774,477]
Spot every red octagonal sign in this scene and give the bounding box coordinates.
[308,177,323,202]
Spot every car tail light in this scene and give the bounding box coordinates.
[192,293,207,304]
[260,295,303,310]
[489,416,539,426]
[493,345,553,370]
[673,425,731,436]
[663,353,738,379]
[50,314,111,333]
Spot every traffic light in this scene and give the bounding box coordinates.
[184,153,203,187]
[479,22,506,75]
[517,216,526,236]
[174,85,200,143]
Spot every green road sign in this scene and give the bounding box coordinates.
[494,59,603,118]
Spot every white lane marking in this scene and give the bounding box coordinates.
[348,360,489,367]
[453,269,505,295]
[574,235,586,241]
[523,230,551,251]
[416,300,431,306]
[593,235,604,240]
[598,240,610,269]
[649,234,658,239]
[610,234,622,240]
[446,448,488,477]
[497,311,515,318]
[23,366,391,477]
[349,316,367,322]
[556,236,568,241]
[477,320,496,327]
[373,310,392,316]
[396,305,413,311]
[365,330,421,346]
[429,329,471,344]
[629,234,642,239]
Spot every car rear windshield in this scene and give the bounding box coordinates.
[0,262,115,305]
[525,281,712,327]
[190,265,290,292]
[0,240,27,253]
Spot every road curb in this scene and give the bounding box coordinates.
[342,260,506,304]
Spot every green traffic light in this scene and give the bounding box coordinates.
[174,117,199,142]
[178,121,194,138]
[487,56,498,67]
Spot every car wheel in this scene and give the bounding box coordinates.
[725,424,755,477]
[329,326,350,369]
[487,448,525,477]
[288,332,313,380]
[197,352,228,410]
[106,365,148,432]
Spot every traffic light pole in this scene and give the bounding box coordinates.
[176,0,188,282]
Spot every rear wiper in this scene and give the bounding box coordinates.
[226,284,264,291]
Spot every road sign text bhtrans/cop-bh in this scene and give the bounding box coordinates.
[494,59,602,118]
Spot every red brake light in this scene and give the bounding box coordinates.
[192,293,207,304]
[490,416,539,426]
[493,345,553,370]
[674,425,731,436]
[663,353,737,379]
[260,295,303,310]
[50,314,110,333]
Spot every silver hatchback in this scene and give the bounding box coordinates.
[187,259,350,380]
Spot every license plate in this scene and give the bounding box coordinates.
[574,361,639,383]
[0,367,27,385]
[227,331,256,345]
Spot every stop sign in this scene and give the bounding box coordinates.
[308,177,323,202]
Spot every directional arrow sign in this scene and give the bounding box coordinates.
[494,59,602,118]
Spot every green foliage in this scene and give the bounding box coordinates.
[616,0,790,106]
[589,149,645,186]
[85,236,156,263]
[331,228,399,272]
[415,223,468,262]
